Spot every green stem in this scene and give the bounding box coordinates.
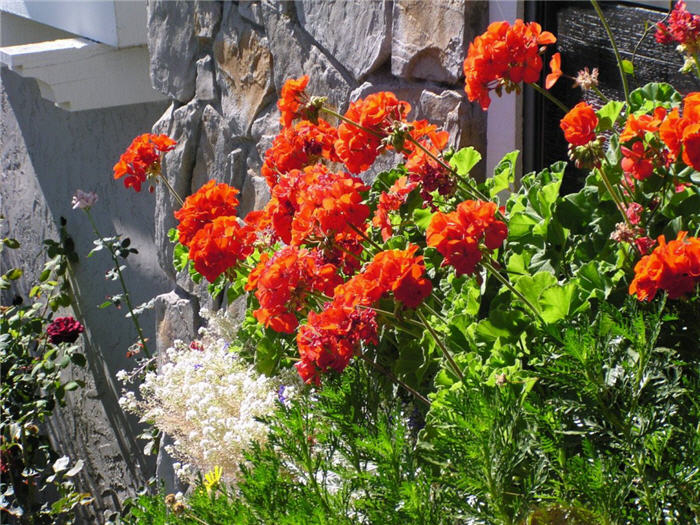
[528,82,570,113]
[595,167,633,230]
[404,134,491,202]
[482,257,546,325]
[358,353,431,407]
[591,85,611,103]
[85,210,151,358]
[416,309,464,381]
[591,0,630,106]
[158,173,184,207]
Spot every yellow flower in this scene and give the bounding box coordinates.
[203,466,223,494]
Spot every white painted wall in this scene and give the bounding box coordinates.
[0,0,147,47]
[486,0,523,181]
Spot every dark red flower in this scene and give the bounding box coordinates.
[47,316,84,344]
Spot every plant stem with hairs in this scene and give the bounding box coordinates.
[84,209,151,358]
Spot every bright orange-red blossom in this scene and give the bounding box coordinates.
[113,134,176,192]
[659,92,700,170]
[291,166,370,246]
[464,19,556,110]
[621,141,655,181]
[620,107,666,143]
[427,200,508,276]
[188,216,255,283]
[335,92,411,173]
[245,246,341,334]
[629,231,700,301]
[278,75,309,128]
[260,119,339,188]
[295,305,378,384]
[560,102,598,146]
[372,176,419,241]
[545,52,562,90]
[174,180,240,248]
[349,244,433,309]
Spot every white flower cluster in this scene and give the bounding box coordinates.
[118,308,301,484]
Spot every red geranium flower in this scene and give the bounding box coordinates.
[174,180,240,248]
[630,231,700,301]
[188,216,255,282]
[113,134,176,192]
[426,200,507,276]
[545,52,562,90]
[621,141,656,181]
[47,316,84,344]
[335,92,411,174]
[245,246,341,334]
[560,102,598,146]
[464,19,556,110]
[655,1,700,50]
[260,119,339,188]
[278,75,310,128]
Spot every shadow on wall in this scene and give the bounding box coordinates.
[1,67,171,519]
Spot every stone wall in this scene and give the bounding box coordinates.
[0,67,170,521]
[147,0,488,380]
[2,1,489,520]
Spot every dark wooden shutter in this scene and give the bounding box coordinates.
[523,1,700,194]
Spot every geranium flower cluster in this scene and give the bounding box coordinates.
[560,92,700,177]
[118,309,301,484]
[655,1,700,56]
[296,244,431,384]
[464,19,557,110]
[168,76,503,383]
[113,133,176,192]
[174,180,255,282]
[426,200,507,276]
[629,231,700,301]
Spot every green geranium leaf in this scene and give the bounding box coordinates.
[450,147,481,177]
[596,100,625,132]
[486,150,518,199]
[539,282,577,323]
[629,82,683,113]
[412,207,434,230]
[173,242,189,273]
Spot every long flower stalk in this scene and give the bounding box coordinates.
[85,210,151,357]
[591,0,630,106]
[482,257,546,325]
[416,309,464,381]
[527,82,570,113]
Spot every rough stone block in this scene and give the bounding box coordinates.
[191,105,230,190]
[193,1,222,39]
[295,0,391,81]
[147,0,199,102]
[262,1,353,110]
[152,100,203,280]
[391,0,486,85]
[239,0,264,27]
[214,4,275,136]
[154,290,202,357]
[195,55,218,103]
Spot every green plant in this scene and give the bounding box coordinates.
[1,220,91,523]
